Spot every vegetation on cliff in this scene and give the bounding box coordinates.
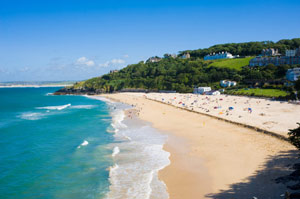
[61,38,300,95]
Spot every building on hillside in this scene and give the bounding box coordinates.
[206,90,221,95]
[193,87,211,94]
[286,68,300,81]
[146,56,162,63]
[109,70,119,74]
[261,48,280,56]
[286,48,300,57]
[220,80,237,88]
[204,52,234,60]
[164,54,177,59]
[181,52,190,59]
[249,56,300,67]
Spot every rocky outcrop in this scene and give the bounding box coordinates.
[53,87,104,95]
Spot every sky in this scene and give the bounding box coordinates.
[0,0,300,82]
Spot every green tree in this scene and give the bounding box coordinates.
[288,123,300,150]
[295,79,300,91]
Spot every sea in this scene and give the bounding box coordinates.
[0,87,170,199]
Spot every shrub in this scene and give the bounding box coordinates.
[288,123,300,150]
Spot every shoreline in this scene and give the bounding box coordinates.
[90,95,171,199]
[101,93,299,199]
[0,85,70,88]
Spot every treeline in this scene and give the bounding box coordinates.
[180,38,300,58]
[73,57,298,93]
[67,38,300,93]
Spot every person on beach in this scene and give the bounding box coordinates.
[248,108,252,114]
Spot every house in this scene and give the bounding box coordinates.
[286,48,300,57]
[164,54,177,59]
[204,52,234,60]
[220,80,237,87]
[109,70,119,74]
[146,56,162,63]
[193,87,211,94]
[206,90,221,95]
[286,68,300,81]
[249,56,300,67]
[261,48,280,56]
[181,52,190,59]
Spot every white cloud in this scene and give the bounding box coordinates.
[111,59,125,64]
[99,61,110,67]
[123,54,129,58]
[19,67,30,72]
[75,57,95,67]
[99,58,126,67]
[85,60,95,66]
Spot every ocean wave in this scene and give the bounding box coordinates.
[105,123,170,199]
[111,110,127,132]
[91,98,170,198]
[36,104,71,110]
[112,146,120,157]
[45,93,53,96]
[106,127,116,133]
[86,96,113,103]
[77,140,89,148]
[71,105,97,109]
[19,112,46,120]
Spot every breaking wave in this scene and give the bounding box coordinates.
[77,140,89,149]
[36,104,71,110]
[19,112,46,120]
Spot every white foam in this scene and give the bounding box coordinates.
[45,92,53,96]
[71,105,96,109]
[89,97,170,199]
[77,140,89,148]
[111,109,127,133]
[112,146,120,157]
[36,104,71,110]
[105,125,170,199]
[19,112,45,120]
[86,96,113,103]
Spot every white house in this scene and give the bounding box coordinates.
[193,87,211,94]
[286,68,300,81]
[147,57,162,63]
[220,80,237,87]
[181,52,191,59]
[206,90,221,95]
[204,52,234,61]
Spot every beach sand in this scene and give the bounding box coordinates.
[101,93,299,199]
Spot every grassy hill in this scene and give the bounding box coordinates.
[207,57,254,71]
[225,88,289,98]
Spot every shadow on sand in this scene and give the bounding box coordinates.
[206,150,300,199]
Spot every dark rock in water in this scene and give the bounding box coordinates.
[288,182,300,190]
[290,192,300,199]
[293,163,300,170]
[53,87,104,95]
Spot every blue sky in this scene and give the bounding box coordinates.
[0,0,300,82]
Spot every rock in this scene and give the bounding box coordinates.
[290,192,300,199]
[288,182,300,190]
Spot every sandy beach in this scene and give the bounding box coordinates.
[102,92,299,199]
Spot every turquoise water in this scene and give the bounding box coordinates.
[0,87,114,199]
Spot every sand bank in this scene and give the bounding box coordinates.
[101,93,299,199]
